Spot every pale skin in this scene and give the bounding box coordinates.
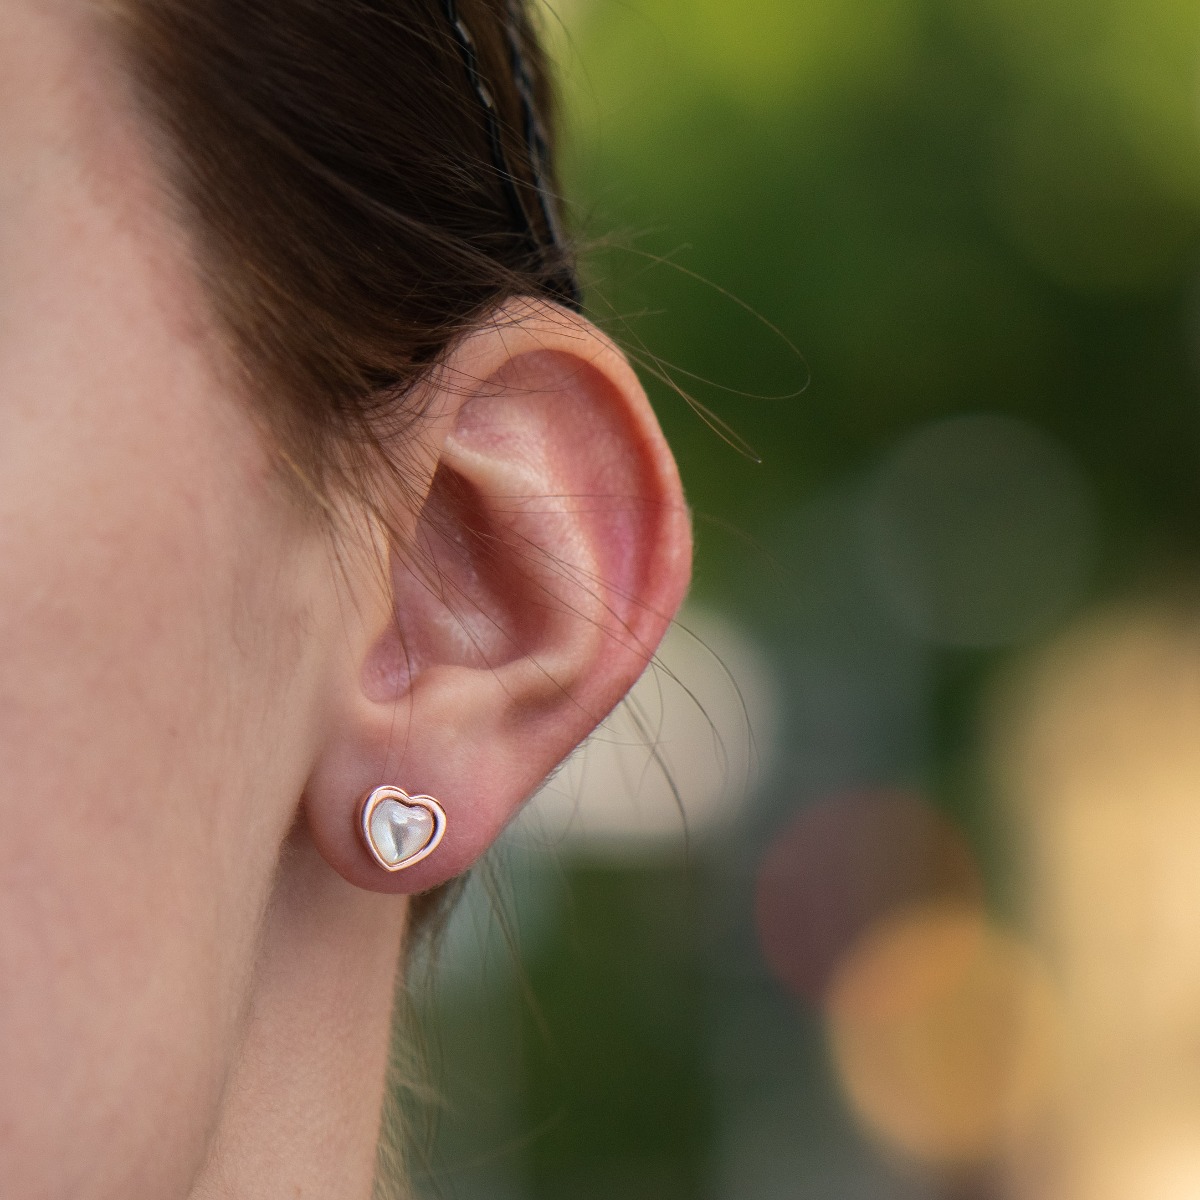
[0,3,692,1196]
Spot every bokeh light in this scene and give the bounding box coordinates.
[861,414,1097,647]
[1054,1108,1200,1200]
[754,791,983,1002]
[987,93,1199,295]
[519,606,779,856]
[826,904,1060,1166]
[989,604,1200,1195]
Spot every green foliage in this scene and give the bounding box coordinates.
[556,0,1200,599]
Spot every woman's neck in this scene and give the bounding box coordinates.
[189,830,409,1199]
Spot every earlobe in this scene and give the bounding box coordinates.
[303,303,692,894]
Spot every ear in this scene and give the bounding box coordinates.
[304,302,692,893]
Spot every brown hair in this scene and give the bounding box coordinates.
[108,0,579,936]
[111,0,577,499]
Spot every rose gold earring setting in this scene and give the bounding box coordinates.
[359,785,447,872]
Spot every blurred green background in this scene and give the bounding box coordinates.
[405,0,1200,1196]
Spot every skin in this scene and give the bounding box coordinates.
[0,3,692,1197]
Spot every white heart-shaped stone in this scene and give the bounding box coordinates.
[368,798,435,866]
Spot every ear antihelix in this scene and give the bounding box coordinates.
[358,785,447,872]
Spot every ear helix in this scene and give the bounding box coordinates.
[359,785,447,872]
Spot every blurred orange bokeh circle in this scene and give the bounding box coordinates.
[826,903,1060,1166]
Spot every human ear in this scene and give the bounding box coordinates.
[304,302,692,893]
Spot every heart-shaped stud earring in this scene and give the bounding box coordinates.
[359,786,447,872]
